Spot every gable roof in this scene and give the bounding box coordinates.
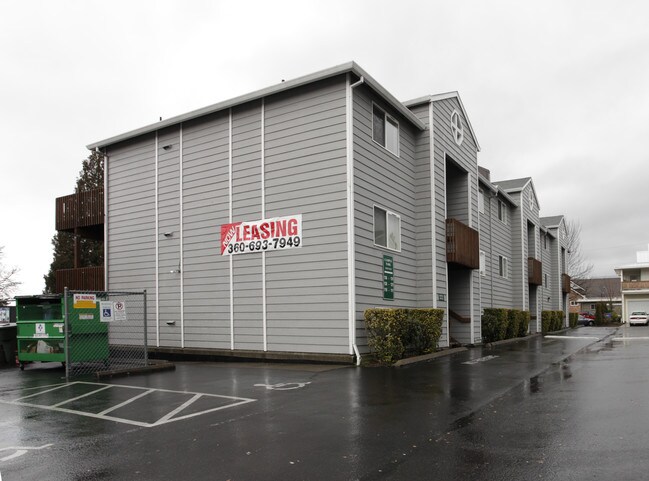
[540,215,564,229]
[88,61,427,150]
[572,277,621,300]
[492,177,541,210]
[403,92,481,152]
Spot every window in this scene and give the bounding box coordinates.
[373,206,401,251]
[570,300,578,307]
[544,273,548,287]
[479,251,486,276]
[543,234,548,249]
[372,105,399,156]
[498,200,507,224]
[590,304,596,310]
[478,189,485,214]
[450,110,464,146]
[529,191,534,210]
[499,256,508,278]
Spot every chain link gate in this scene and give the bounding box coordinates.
[64,289,148,380]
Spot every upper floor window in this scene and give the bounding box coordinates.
[529,191,534,210]
[478,189,485,214]
[499,255,508,278]
[451,110,464,146]
[372,104,399,156]
[374,205,401,252]
[498,200,507,224]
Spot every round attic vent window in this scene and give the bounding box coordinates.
[451,110,464,146]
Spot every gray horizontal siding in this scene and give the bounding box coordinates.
[264,76,349,354]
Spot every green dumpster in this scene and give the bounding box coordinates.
[16,294,109,370]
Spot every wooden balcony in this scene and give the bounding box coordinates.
[55,266,104,294]
[528,257,542,285]
[56,188,104,240]
[446,218,479,269]
[561,273,571,294]
[621,281,649,290]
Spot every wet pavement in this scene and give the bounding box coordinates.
[1,326,645,480]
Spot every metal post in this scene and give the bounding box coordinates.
[64,287,70,381]
[143,290,148,366]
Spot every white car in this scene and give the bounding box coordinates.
[629,311,649,326]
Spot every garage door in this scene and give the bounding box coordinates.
[627,299,649,316]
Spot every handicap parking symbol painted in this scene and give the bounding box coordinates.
[254,382,311,391]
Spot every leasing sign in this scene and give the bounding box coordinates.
[220,215,302,255]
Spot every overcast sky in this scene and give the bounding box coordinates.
[2,0,648,296]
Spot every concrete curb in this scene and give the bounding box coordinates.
[394,346,468,367]
[95,360,176,380]
[483,333,541,348]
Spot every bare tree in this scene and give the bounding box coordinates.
[564,219,593,280]
[0,246,20,305]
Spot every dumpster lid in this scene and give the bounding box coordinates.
[15,294,62,301]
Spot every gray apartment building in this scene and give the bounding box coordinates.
[478,173,570,333]
[87,62,569,362]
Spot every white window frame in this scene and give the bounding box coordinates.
[373,205,402,252]
[450,110,464,146]
[478,189,485,214]
[479,250,486,277]
[499,255,508,278]
[498,200,507,224]
[372,103,400,157]
[570,300,578,307]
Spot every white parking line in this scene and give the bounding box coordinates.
[0,382,256,428]
[545,335,600,340]
[612,337,649,341]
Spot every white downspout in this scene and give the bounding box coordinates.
[347,74,365,366]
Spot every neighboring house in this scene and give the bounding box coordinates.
[614,244,649,322]
[570,277,622,316]
[477,172,570,333]
[79,62,569,362]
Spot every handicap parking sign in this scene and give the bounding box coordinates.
[100,301,114,322]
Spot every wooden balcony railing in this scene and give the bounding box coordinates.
[561,273,571,294]
[55,266,105,294]
[621,281,649,290]
[446,218,479,269]
[528,257,542,285]
[56,187,104,235]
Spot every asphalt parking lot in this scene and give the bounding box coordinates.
[0,327,627,481]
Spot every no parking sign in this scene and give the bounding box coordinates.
[99,301,128,322]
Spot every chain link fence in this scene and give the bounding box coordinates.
[64,289,148,380]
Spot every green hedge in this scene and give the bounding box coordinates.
[542,310,565,332]
[519,311,530,337]
[364,308,444,365]
[569,312,578,328]
[482,308,531,343]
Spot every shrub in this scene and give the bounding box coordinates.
[506,309,521,339]
[569,312,578,328]
[482,308,508,343]
[364,308,444,364]
[541,310,553,333]
[408,309,444,354]
[519,311,531,337]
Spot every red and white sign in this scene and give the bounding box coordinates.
[220,215,302,255]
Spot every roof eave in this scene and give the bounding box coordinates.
[88,61,426,150]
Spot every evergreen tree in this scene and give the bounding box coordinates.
[43,151,104,293]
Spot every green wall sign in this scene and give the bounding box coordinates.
[383,255,394,300]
